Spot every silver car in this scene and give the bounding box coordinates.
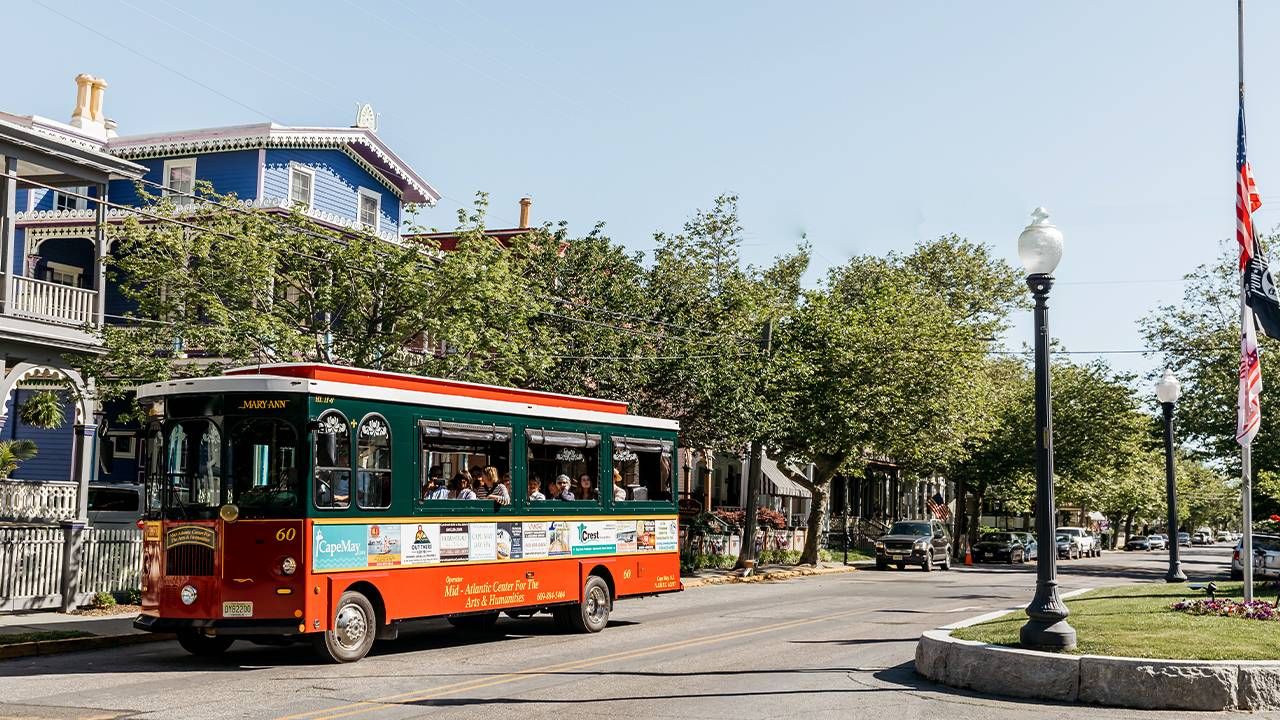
[1232,534,1280,580]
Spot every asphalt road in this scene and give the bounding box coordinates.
[0,545,1237,720]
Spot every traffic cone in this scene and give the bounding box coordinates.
[964,539,973,566]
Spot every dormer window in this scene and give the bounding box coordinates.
[357,188,380,231]
[54,186,88,212]
[288,166,314,210]
[162,158,196,198]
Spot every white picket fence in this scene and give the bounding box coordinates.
[0,526,142,612]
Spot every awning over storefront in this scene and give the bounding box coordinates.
[761,456,812,499]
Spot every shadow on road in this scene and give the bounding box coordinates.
[0,616,640,677]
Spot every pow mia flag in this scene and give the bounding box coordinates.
[1246,252,1280,339]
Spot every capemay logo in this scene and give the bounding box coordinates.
[313,526,367,570]
[165,525,216,550]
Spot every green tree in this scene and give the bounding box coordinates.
[769,237,1020,564]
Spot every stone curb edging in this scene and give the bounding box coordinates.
[916,624,1280,711]
[0,632,174,660]
[683,563,863,589]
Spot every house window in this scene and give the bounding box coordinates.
[54,187,88,212]
[288,166,314,210]
[357,188,380,230]
[162,158,197,198]
[110,433,137,458]
[45,261,83,288]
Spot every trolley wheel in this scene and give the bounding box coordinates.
[313,590,376,663]
[177,631,233,657]
[566,575,612,633]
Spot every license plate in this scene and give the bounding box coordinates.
[222,601,253,618]
[891,554,903,560]
[983,552,991,558]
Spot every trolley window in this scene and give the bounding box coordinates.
[418,420,511,504]
[527,428,600,503]
[356,414,392,509]
[611,436,674,503]
[313,411,351,509]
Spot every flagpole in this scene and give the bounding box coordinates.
[1240,0,1255,603]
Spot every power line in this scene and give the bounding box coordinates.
[30,0,277,122]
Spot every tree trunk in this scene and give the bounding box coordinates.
[735,439,764,569]
[1123,510,1136,546]
[953,479,967,560]
[790,454,843,566]
[799,483,829,565]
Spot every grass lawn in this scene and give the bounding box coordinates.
[0,630,92,646]
[952,582,1280,660]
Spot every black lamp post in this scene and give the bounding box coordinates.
[1017,208,1077,651]
[1156,368,1187,583]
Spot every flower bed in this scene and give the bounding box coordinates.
[1172,598,1280,621]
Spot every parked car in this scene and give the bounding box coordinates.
[873,519,952,572]
[1056,533,1083,559]
[974,532,1027,564]
[86,483,144,528]
[1125,535,1152,551]
[1191,531,1211,545]
[1012,531,1038,561]
[1057,527,1100,558]
[1179,532,1194,546]
[1232,534,1280,580]
[1218,531,1234,544]
[1147,534,1168,550]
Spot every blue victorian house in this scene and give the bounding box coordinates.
[6,73,440,497]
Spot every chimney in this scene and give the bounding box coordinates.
[88,77,108,123]
[518,197,532,229]
[69,74,93,127]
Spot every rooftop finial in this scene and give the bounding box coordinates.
[1030,206,1052,225]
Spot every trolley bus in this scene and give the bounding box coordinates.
[132,364,681,662]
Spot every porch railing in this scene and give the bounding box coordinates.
[0,479,78,522]
[9,276,96,326]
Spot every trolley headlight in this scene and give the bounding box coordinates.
[280,557,297,576]
[180,584,198,606]
[218,504,239,523]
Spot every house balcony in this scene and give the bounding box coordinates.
[9,276,95,327]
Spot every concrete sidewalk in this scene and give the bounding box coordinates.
[681,559,871,588]
[0,609,168,659]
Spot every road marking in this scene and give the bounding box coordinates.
[280,605,875,720]
[944,606,982,613]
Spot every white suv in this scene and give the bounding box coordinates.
[1057,527,1101,558]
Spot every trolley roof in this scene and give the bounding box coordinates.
[136,363,679,431]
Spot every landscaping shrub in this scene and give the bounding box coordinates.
[91,591,116,609]
[1172,598,1280,621]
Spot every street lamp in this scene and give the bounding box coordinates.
[1017,207,1077,651]
[1156,368,1187,583]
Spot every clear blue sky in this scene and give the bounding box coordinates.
[9,0,1279,386]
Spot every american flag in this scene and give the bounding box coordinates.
[1238,99,1263,447]
[926,495,951,522]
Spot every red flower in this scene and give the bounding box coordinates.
[1271,514,1280,522]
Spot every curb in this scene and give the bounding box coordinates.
[683,563,860,589]
[0,632,174,660]
[915,599,1280,711]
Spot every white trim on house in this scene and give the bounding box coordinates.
[287,164,315,210]
[43,261,84,287]
[161,157,196,198]
[357,187,381,231]
[107,122,439,205]
[136,375,680,431]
